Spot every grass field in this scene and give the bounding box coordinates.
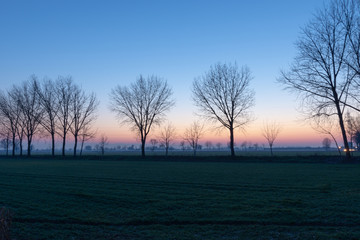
[0,157,360,239]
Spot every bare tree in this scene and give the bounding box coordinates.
[110,75,174,157]
[183,121,205,156]
[55,76,75,157]
[179,140,186,151]
[192,62,255,157]
[159,122,176,156]
[150,139,158,151]
[99,134,108,156]
[240,141,247,151]
[70,85,98,156]
[262,121,282,156]
[13,78,44,156]
[322,137,332,151]
[205,141,213,150]
[278,0,355,159]
[35,78,59,157]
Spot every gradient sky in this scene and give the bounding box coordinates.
[0,0,331,148]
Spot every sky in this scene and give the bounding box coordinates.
[0,0,332,148]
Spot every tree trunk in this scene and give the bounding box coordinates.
[270,143,273,156]
[12,133,15,157]
[335,100,350,159]
[6,138,9,156]
[51,132,55,157]
[19,139,23,156]
[27,139,31,157]
[80,138,85,156]
[229,126,235,157]
[62,131,66,157]
[165,146,168,156]
[73,134,78,157]
[141,139,146,157]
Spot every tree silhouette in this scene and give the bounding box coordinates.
[99,134,108,156]
[205,141,213,150]
[322,137,332,151]
[159,122,176,156]
[35,78,60,157]
[262,121,281,156]
[192,62,254,157]
[55,76,75,157]
[110,75,174,157]
[70,85,98,157]
[278,0,357,159]
[183,121,204,156]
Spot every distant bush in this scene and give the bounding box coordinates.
[0,207,12,240]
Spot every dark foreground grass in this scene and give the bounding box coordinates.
[0,157,359,239]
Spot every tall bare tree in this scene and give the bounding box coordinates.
[110,75,174,157]
[55,76,75,157]
[159,122,176,156]
[35,78,59,157]
[262,121,282,156]
[192,62,255,157]
[70,85,98,156]
[183,121,205,156]
[278,0,354,158]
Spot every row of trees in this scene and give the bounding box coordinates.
[108,64,284,157]
[2,0,359,158]
[0,69,281,158]
[0,76,98,157]
[109,63,256,158]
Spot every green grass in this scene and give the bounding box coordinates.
[0,157,359,239]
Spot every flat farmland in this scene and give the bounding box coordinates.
[0,157,359,239]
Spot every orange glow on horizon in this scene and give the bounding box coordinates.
[100,122,329,147]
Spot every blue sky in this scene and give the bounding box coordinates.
[0,0,328,147]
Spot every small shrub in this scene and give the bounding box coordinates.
[0,207,12,240]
